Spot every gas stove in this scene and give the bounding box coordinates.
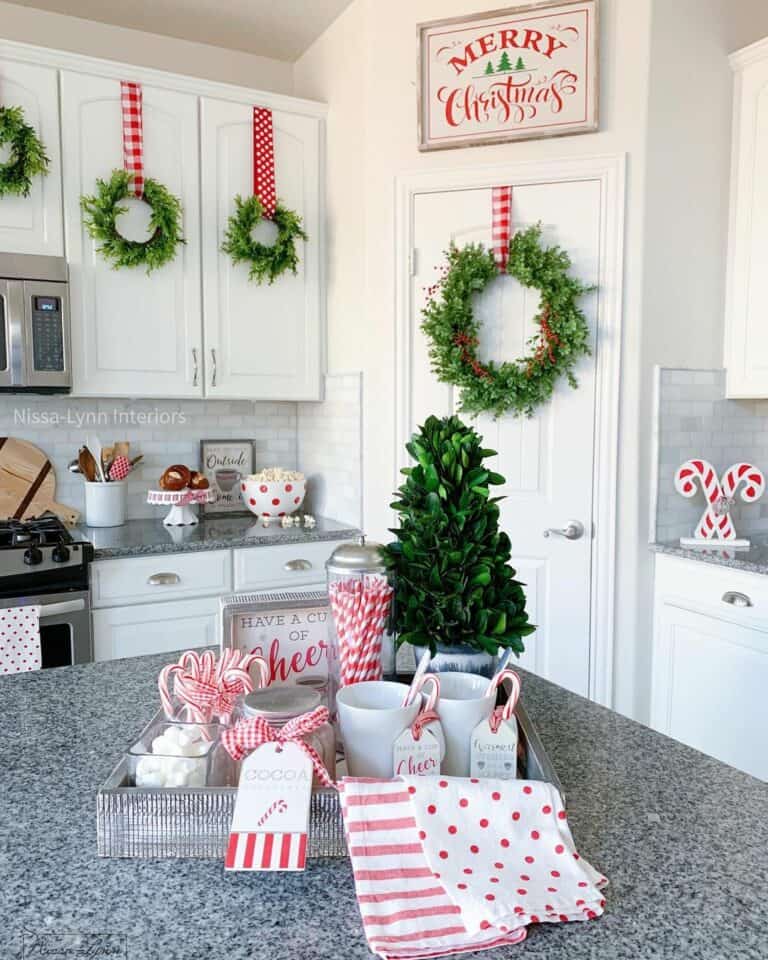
[0,513,93,598]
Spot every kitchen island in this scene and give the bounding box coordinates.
[2,654,766,960]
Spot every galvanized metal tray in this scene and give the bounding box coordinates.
[96,698,559,859]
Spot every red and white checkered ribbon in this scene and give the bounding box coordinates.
[120,81,144,198]
[222,705,336,788]
[252,106,277,219]
[492,185,512,272]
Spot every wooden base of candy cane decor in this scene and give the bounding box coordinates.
[679,536,751,549]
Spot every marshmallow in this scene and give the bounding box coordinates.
[135,724,212,787]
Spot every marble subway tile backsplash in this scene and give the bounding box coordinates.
[1,396,297,521]
[654,368,768,542]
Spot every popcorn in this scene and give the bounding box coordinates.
[247,467,305,483]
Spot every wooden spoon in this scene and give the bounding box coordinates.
[78,446,97,482]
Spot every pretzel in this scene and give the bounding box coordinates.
[159,464,191,491]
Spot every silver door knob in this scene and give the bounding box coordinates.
[543,520,585,540]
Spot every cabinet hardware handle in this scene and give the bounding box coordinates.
[211,348,217,387]
[147,572,181,586]
[284,559,312,572]
[543,520,585,541]
[722,590,752,608]
[192,348,199,387]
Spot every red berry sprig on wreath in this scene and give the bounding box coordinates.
[420,223,595,418]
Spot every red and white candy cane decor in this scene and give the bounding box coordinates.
[675,459,765,547]
[120,81,144,198]
[492,185,512,272]
[329,574,394,686]
[221,705,336,788]
[158,648,269,728]
[252,106,277,219]
[408,674,441,740]
[486,668,522,734]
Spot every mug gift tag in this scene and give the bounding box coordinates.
[470,668,521,781]
[225,741,312,872]
[394,673,442,776]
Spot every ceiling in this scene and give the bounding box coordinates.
[4,0,355,61]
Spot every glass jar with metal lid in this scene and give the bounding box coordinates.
[243,686,336,785]
[326,536,395,713]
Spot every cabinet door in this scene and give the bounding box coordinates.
[652,600,768,780]
[200,98,322,400]
[60,71,202,397]
[93,596,220,661]
[725,54,768,397]
[0,59,63,256]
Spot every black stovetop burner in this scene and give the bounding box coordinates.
[0,513,75,549]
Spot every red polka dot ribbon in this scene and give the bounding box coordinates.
[252,106,277,219]
[120,81,144,198]
[492,185,512,272]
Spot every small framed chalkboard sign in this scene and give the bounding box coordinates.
[220,590,331,688]
[199,438,254,515]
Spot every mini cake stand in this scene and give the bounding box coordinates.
[147,488,214,526]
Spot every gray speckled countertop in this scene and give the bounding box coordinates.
[79,515,360,560]
[3,654,767,960]
[651,539,768,575]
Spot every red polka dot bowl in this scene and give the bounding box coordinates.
[240,476,306,519]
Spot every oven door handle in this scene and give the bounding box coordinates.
[39,598,86,619]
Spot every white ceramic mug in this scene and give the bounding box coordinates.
[436,672,495,776]
[337,680,421,778]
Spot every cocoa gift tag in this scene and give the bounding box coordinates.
[470,715,519,780]
[393,724,442,777]
[225,741,312,871]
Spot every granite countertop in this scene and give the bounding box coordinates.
[3,655,766,960]
[651,539,768,575]
[78,515,361,560]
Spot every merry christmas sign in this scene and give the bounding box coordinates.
[418,1,599,151]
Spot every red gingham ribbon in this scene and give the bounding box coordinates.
[120,81,144,198]
[252,106,277,219]
[492,185,512,272]
[221,705,335,788]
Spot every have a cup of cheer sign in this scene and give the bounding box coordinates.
[418,0,598,151]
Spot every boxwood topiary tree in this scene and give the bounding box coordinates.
[384,414,535,657]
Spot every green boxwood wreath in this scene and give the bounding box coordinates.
[0,105,49,198]
[421,224,595,418]
[221,194,308,285]
[80,169,184,273]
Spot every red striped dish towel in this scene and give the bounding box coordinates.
[0,606,42,674]
[340,777,607,960]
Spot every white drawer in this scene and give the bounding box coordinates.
[93,596,220,661]
[655,553,768,624]
[233,540,346,591]
[91,549,232,608]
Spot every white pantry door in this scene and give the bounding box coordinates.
[409,181,600,696]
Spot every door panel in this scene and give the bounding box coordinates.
[200,98,321,399]
[0,60,63,256]
[60,71,202,397]
[410,180,601,695]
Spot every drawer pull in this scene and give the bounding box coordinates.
[722,590,752,608]
[147,572,181,586]
[284,559,312,572]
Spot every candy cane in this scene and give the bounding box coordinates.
[674,459,730,540]
[158,663,184,719]
[486,668,521,734]
[409,674,441,742]
[721,462,765,506]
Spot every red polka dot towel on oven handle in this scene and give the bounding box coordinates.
[0,606,42,674]
[339,777,607,960]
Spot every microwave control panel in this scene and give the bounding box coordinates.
[31,296,65,372]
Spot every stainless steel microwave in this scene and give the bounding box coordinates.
[0,253,71,393]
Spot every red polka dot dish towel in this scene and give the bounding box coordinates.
[340,776,607,960]
[0,606,42,674]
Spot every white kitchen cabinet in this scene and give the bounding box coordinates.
[651,554,768,780]
[233,539,345,592]
[724,38,768,397]
[0,59,63,256]
[93,596,221,661]
[200,97,323,400]
[90,549,232,608]
[60,70,203,398]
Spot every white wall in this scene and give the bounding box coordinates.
[0,0,293,92]
[295,0,655,719]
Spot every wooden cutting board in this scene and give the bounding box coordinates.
[0,438,79,526]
